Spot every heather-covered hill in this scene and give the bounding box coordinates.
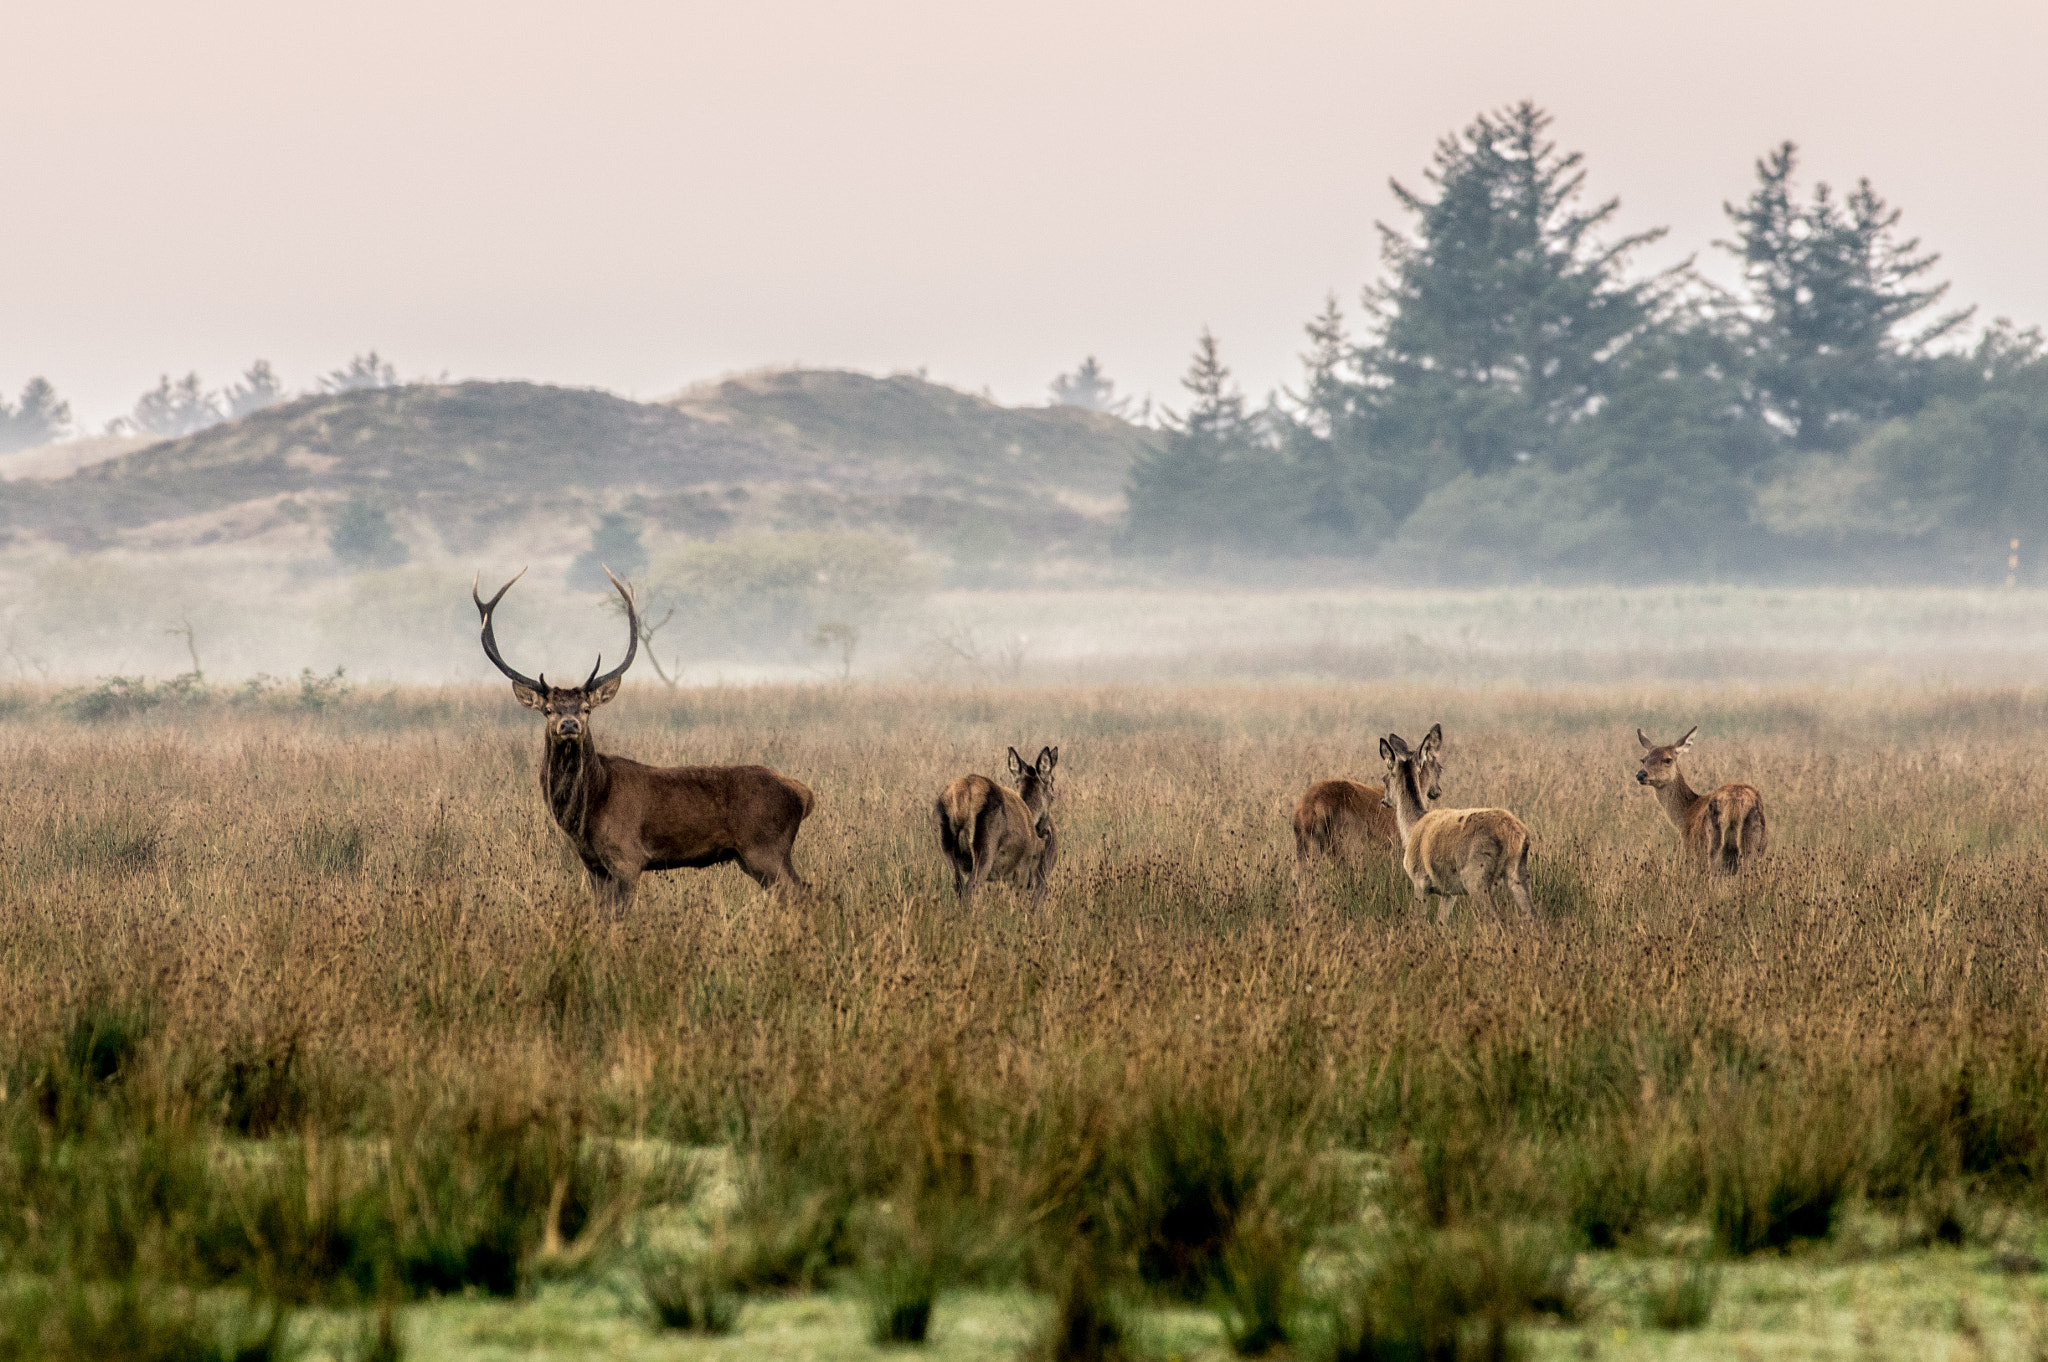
[0,371,1157,559]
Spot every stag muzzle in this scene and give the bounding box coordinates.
[555,716,583,738]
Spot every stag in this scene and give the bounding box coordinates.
[474,567,813,912]
[1635,726,1768,874]
[935,746,1058,907]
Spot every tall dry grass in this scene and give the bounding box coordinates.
[3,680,2047,1349]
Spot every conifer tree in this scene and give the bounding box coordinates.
[1722,142,1970,448]
[0,377,72,453]
[1361,102,1672,476]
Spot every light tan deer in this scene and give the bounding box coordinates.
[1635,727,1768,874]
[1294,724,1444,890]
[935,746,1057,907]
[1379,730,1534,922]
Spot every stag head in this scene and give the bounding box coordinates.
[473,565,639,741]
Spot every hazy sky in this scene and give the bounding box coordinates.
[7,0,2045,430]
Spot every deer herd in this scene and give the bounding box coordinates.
[476,572,1771,919]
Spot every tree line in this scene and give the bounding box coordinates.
[0,352,401,454]
[1075,102,2047,583]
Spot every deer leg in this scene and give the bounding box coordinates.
[966,815,1003,902]
[935,804,969,899]
[588,865,635,919]
[1460,861,1497,918]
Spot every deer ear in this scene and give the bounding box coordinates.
[1676,725,1698,752]
[588,675,624,707]
[513,681,545,710]
[1007,747,1027,776]
[1378,737,1395,761]
[1037,746,1058,775]
[1636,727,1654,751]
[1420,723,1443,754]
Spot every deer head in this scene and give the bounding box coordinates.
[1007,745,1058,815]
[1377,723,1444,807]
[474,565,639,742]
[1636,726,1697,788]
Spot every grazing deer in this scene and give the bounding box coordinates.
[935,746,1057,907]
[1635,727,1768,874]
[474,567,813,913]
[1294,724,1444,884]
[1379,730,1534,922]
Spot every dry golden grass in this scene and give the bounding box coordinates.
[5,680,2048,1355]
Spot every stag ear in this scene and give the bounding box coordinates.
[1037,746,1058,775]
[1420,723,1443,755]
[1007,746,1028,777]
[1637,727,1655,751]
[513,681,545,710]
[588,674,624,707]
[1675,725,1698,753]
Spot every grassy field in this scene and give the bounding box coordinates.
[5,680,2048,1359]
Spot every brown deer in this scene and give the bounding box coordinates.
[474,567,813,913]
[935,746,1057,907]
[1635,726,1768,874]
[1294,724,1444,884]
[1379,730,1534,922]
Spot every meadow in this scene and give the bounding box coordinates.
[4,678,2048,1359]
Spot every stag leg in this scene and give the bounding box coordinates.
[588,865,635,919]
[738,840,809,896]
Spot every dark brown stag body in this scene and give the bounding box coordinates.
[475,568,813,913]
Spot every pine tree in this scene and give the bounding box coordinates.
[1123,330,1296,556]
[1049,356,1131,416]
[1361,102,1673,476]
[0,377,73,453]
[224,360,285,418]
[1722,142,1970,448]
[1281,298,1396,543]
[320,351,399,393]
[127,373,223,438]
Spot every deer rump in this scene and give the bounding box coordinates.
[576,758,814,884]
[934,775,1047,894]
[1683,783,1768,872]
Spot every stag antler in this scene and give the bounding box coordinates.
[473,568,544,691]
[582,565,640,692]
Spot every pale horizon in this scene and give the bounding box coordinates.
[7,0,2045,430]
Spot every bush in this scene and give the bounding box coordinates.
[0,1281,294,1362]
[330,498,409,570]
[1641,1255,1720,1331]
[1211,1201,1301,1356]
[638,1251,741,1335]
[644,532,928,661]
[1326,1227,1579,1362]
[1704,1091,1857,1256]
[858,1202,951,1346]
[1027,1255,1134,1362]
[1123,1094,1264,1299]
